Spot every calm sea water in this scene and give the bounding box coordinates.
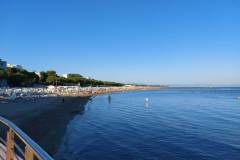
[55,88,240,160]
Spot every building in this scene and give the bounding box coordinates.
[7,64,23,70]
[35,72,41,78]
[0,59,7,70]
[62,74,68,78]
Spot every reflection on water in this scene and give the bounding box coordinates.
[55,88,240,160]
[144,101,149,107]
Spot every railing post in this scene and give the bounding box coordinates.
[0,116,53,160]
[25,145,34,160]
[6,129,14,160]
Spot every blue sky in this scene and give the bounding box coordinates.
[0,0,240,85]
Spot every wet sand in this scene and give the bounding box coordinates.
[0,96,90,156]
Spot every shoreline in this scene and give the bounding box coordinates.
[0,85,162,101]
[0,96,90,156]
[0,86,161,156]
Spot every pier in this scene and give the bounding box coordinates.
[0,116,53,160]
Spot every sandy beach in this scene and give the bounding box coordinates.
[0,96,90,156]
[0,86,161,157]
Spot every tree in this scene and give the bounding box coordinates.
[67,74,83,78]
[6,68,40,87]
[0,69,7,79]
[7,73,26,87]
[44,70,58,85]
[3,67,124,87]
[57,77,68,85]
[40,71,47,84]
[46,70,57,76]
[103,81,124,86]
[67,74,83,84]
[26,72,39,85]
[46,75,58,85]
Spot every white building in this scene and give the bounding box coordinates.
[7,64,23,70]
[62,74,68,78]
[0,59,7,70]
[35,72,41,78]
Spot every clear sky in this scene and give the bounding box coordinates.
[1,0,240,86]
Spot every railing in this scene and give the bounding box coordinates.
[0,116,53,160]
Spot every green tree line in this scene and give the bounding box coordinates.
[0,68,39,87]
[0,68,123,87]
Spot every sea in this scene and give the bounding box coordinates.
[55,87,240,160]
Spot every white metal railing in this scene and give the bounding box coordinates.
[0,116,53,160]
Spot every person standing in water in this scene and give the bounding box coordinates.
[108,95,111,104]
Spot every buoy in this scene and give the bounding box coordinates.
[144,98,149,107]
